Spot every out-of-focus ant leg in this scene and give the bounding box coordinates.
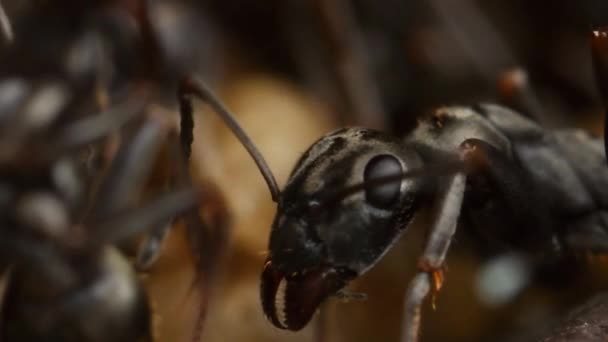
[591,27,608,159]
[0,0,12,45]
[90,187,200,245]
[498,68,545,123]
[52,98,146,154]
[180,154,230,342]
[135,220,172,270]
[88,107,172,220]
[176,81,232,341]
[177,83,195,160]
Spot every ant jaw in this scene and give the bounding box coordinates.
[260,259,354,331]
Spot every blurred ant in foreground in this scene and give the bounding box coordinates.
[257,28,608,342]
[0,1,264,340]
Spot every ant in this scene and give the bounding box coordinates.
[0,1,267,340]
[257,28,608,342]
[2,2,608,341]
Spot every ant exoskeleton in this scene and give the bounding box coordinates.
[260,105,608,342]
[256,33,608,342]
[3,1,608,341]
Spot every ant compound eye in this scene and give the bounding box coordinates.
[363,155,402,208]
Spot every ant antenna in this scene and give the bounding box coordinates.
[0,0,13,44]
[179,76,281,202]
[317,159,464,209]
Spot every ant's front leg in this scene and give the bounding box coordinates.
[132,80,200,270]
[402,139,517,342]
[401,171,466,342]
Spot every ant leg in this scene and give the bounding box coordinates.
[178,76,280,201]
[177,81,195,160]
[135,220,172,271]
[401,273,432,342]
[170,132,230,342]
[87,107,172,220]
[591,28,608,159]
[0,0,12,44]
[401,172,466,342]
[132,78,197,270]
[52,98,145,154]
[90,187,200,244]
[183,179,230,342]
[132,79,214,272]
[497,68,545,123]
[402,138,522,342]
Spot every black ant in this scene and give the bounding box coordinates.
[257,30,608,342]
[2,1,608,341]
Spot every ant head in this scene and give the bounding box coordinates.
[261,127,423,331]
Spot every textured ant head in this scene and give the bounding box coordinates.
[261,127,423,331]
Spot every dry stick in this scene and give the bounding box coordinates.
[314,0,387,130]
